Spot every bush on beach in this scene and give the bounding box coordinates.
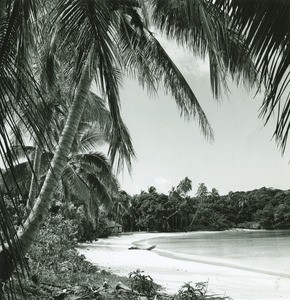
[7,209,232,300]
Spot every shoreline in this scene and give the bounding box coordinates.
[77,231,290,300]
[133,233,290,280]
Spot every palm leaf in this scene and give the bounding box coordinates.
[62,163,91,204]
[81,171,113,211]
[108,118,136,173]
[214,0,290,150]
[74,152,119,192]
[119,10,214,138]
[73,122,106,154]
[4,144,35,163]
[52,0,136,171]
[61,164,99,226]
[82,91,111,129]
[0,1,44,285]
[1,161,33,196]
[148,0,257,96]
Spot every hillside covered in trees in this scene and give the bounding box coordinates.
[116,180,290,234]
[2,175,290,245]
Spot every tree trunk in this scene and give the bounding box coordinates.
[0,64,92,280]
[26,144,42,209]
[187,199,203,230]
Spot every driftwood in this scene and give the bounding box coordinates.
[115,282,131,291]
[128,245,156,251]
[116,281,140,297]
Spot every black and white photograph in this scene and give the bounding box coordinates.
[0,0,289,299]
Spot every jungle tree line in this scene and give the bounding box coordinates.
[114,180,290,232]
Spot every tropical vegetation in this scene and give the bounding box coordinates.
[0,0,289,298]
[120,181,290,232]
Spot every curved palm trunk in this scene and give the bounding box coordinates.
[26,144,42,209]
[187,198,204,230]
[0,65,92,280]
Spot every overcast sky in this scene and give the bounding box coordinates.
[117,36,290,196]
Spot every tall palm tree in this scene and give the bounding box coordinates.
[0,0,274,284]
[187,182,209,229]
[176,177,192,197]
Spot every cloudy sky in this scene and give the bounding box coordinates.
[117,35,290,196]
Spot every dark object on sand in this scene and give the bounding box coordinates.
[115,282,131,291]
[128,245,156,251]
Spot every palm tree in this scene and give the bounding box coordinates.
[164,178,192,230]
[111,190,131,225]
[0,0,44,285]
[196,183,209,199]
[3,112,120,223]
[187,183,209,229]
[150,0,290,150]
[211,188,220,199]
[0,0,281,284]
[59,122,120,225]
[176,177,192,197]
[237,195,250,218]
[148,186,157,194]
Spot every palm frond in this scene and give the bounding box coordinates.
[62,163,91,204]
[0,0,41,277]
[119,10,214,139]
[108,118,136,173]
[1,161,31,195]
[54,0,120,82]
[70,122,105,155]
[148,0,257,97]
[63,150,118,225]
[0,0,49,146]
[82,171,113,211]
[213,0,290,150]
[52,0,136,171]
[82,91,111,128]
[75,151,119,192]
[61,164,100,226]
[4,144,35,163]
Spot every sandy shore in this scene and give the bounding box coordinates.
[77,232,290,300]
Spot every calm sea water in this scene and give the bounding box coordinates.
[146,230,290,278]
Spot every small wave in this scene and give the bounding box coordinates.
[151,247,290,279]
[132,232,290,280]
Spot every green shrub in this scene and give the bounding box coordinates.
[176,282,207,300]
[175,282,232,300]
[129,269,156,298]
[27,212,96,284]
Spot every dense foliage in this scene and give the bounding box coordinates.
[5,206,230,299]
[10,211,134,300]
[117,181,290,232]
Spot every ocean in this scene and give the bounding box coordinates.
[143,229,290,278]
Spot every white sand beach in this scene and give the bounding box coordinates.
[77,232,290,300]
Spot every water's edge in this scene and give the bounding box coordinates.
[132,230,290,279]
